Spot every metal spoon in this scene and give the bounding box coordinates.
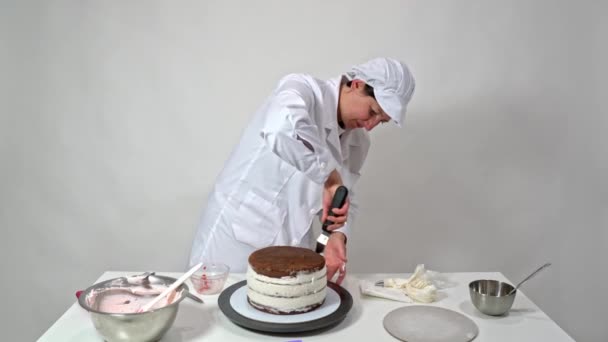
[126,272,155,287]
[507,263,552,295]
[129,271,204,304]
[186,293,204,303]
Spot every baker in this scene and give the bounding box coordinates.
[189,57,416,285]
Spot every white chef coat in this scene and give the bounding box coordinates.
[188,74,370,271]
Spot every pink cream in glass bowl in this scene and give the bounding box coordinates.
[190,263,230,295]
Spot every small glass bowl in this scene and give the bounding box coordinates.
[190,262,230,295]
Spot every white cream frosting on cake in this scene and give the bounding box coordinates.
[246,264,327,313]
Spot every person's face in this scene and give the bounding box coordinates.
[339,79,391,131]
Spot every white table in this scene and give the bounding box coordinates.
[39,272,574,341]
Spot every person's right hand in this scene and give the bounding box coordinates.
[324,232,347,285]
[321,170,349,231]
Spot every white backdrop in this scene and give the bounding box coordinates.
[1,1,606,341]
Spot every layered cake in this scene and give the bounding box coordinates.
[246,246,327,314]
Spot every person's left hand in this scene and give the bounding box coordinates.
[324,232,347,285]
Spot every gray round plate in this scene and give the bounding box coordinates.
[383,305,479,342]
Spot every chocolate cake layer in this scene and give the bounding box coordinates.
[248,246,325,278]
[247,297,325,315]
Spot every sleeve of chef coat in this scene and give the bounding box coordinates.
[331,130,370,241]
[260,74,338,185]
[332,198,355,241]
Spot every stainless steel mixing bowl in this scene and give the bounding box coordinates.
[78,275,189,342]
[469,279,516,316]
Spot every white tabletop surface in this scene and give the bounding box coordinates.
[39,271,574,341]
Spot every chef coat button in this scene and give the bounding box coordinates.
[310,209,316,215]
[292,239,298,245]
[320,162,326,169]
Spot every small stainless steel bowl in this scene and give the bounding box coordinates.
[78,275,189,342]
[469,279,516,316]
